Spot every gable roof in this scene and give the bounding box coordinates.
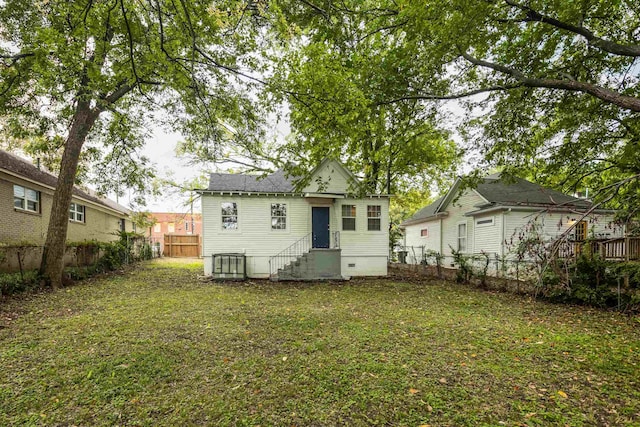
[401,174,597,227]
[473,175,591,209]
[205,169,296,193]
[201,159,378,196]
[402,196,446,224]
[0,149,129,215]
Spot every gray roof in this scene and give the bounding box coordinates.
[403,196,445,223]
[401,175,593,226]
[474,176,591,209]
[0,149,129,215]
[206,169,296,192]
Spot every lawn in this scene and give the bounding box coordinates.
[1,259,639,426]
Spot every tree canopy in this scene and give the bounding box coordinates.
[272,0,640,216]
[0,0,267,286]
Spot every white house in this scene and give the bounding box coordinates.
[400,174,622,265]
[197,159,390,280]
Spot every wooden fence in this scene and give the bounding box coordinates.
[163,234,201,258]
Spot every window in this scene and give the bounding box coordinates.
[574,220,588,241]
[367,205,381,231]
[342,205,356,231]
[421,228,429,237]
[457,223,467,252]
[271,203,287,230]
[476,217,494,227]
[13,185,40,213]
[153,223,161,233]
[119,218,125,231]
[168,222,175,233]
[69,202,85,223]
[221,202,238,230]
[185,221,190,232]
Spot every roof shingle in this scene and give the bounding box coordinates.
[0,150,128,214]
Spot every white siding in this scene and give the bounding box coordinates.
[403,220,441,264]
[503,210,623,258]
[441,190,486,256]
[472,214,503,256]
[335,197,389,276]
[202,194,389,278]
[302,160,354,194]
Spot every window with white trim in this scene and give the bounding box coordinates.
[457,223,467,252]
[420,228,429,237]
[221,202,238,230]
[69,202,85,223]
[168,222,175,233]
[13,185,40,213]
[342,205,356,231]
[367,205,381,231]
[271,203,287,230]
[153,223,161,233]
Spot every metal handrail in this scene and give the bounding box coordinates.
[331,231,340,249]
[269,233,313,277]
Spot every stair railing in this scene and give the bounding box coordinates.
[269,232,312,277]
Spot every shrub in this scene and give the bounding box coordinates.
[0,270,40,296]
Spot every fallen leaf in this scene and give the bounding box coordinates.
[557,390,568,398]
[439,378,447,384]
[409,388,419,394]
[282,356,288,361]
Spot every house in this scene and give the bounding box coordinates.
[197,159,390,280]
[0,149,132,246]
[400,174,622,265]
[148,212,202,256]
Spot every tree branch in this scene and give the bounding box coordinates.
[459,51,640,112]
[503,0,640,57]
[377,84,523,105]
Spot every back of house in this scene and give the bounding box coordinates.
[198,159,390,280]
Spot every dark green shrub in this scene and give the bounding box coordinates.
[0,270,40,296]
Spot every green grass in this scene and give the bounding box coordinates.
[1,259,639,426]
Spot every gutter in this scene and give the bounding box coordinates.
[399,212,449,228]
[464,204,616,217]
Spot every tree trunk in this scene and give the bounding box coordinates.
[40,103,99,288]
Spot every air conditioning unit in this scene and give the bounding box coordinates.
[212,253,247,280]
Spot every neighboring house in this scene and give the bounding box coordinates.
[0,149,132,245]
[149,212,202,238]
[197,159,390,280]
[148,212,202,255]
[400,174,622,264]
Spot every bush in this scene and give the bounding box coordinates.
[538,255,640,310]
[0,270,40,296]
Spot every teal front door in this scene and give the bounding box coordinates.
[312,207,330,248]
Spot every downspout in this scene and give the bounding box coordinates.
[501,208,512,257]
[439,217,443,255]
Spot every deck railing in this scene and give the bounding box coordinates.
[561,237,640,261]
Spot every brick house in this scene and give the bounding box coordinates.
[0,149,132,246]
[147,212,202,255]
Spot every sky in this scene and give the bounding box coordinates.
[140,112,292,214]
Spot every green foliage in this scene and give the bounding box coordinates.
[540,255,640,310]
[0,270,39,296]
[450,248,473,284]
[268,3,460,194]
[272,0,640,219]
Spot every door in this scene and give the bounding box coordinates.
[312,207,330,248]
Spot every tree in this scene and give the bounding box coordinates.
[268,1,459,194]
[273,0,640,213]
[0,0,265,287]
